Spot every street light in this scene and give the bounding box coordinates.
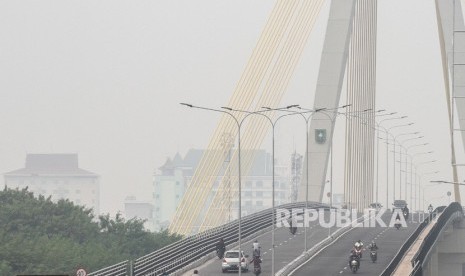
[297,104,351,239]
[388,123,414,201]
[273,106,330,253]
[180,103,295,276]
[395,140,425,202]
[394,131,418,199]
[414,159,437,210]
[334,109,390,208]
[404,143,428,208]
[377,115,407,208]
[223,104,299,276]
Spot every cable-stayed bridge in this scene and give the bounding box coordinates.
[90,0,465,275]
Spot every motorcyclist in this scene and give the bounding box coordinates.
[288,215,297,234]
[216,238,225,258]
[349,249,360,269]
[354,239,363,250]
[252,240,261,257]
[250,255,262,275]
[428,204,433,213]
[402,205,409,218]
[369,242,378,251]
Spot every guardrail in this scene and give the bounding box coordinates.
[89,201,324,276]
[409,202,464,276]
[379,209,438,276]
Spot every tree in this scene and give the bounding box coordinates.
[0,187,182,275]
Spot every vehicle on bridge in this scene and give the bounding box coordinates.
[369,202,383,210]
[348,251,360,273]
[392,200,407,212]
[221,250,249,273]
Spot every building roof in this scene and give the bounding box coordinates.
[4,154,98,176]
[157,149,272,177]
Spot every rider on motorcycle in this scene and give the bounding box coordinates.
[354,240,363,250]
[369,242,378,251]
[216,238,226,258]
[252,240,261,257]
[349,249,360,269]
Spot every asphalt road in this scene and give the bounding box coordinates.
[189,211,340,275]
[291,212,420,276]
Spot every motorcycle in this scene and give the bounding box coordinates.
[395,221,401,230]
[370,250,377,263]
[349,258,359,273]
[216,248,224,259]
[251,256,262,276]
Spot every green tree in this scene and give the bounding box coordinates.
[0,187,182,275]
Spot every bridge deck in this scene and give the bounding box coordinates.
[392,215,438,275]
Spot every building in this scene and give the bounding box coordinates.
[152,149,292,231]
[124,196,154,231]
[3,154,100,215]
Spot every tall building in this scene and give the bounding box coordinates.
[3,154,100,215]
[153,149,292,231]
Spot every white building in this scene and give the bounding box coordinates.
[124,196,154,231]
[3,154,100,215]
[152,149,292,231]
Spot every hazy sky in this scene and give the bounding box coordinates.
[1,0,463,215]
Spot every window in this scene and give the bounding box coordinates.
[245,181,252,188]
[256,191,263,197]
[245,201,252,206]
[256,201,263,207]
[256,181,263,188]
[245,191,252,197]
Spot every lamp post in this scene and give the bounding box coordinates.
[333,109,389,208]
[395,140,425,203]
[180,103,244,261]
[394,131,418,199]
[295,105,351,239]
[223,105,300,276]
[404,143,428,207]
[412,154,434,211]
[414,159,437,210]
[388,123,414,201]
[180,103,296,276]
[376,115,406,208]
[283,107,332,252]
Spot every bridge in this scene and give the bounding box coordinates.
[87,202,464,275]
[90,0,465,274]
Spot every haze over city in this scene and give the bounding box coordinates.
[1,0,463,217]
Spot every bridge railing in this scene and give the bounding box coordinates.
[88,201,323,276]
[409,202,464,276]
[379,209,438,276]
